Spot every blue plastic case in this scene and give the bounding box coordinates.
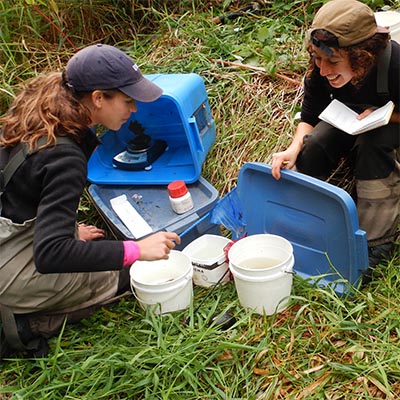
[88,161,369,292]
[87,73,216,185]
[234,162,369,292]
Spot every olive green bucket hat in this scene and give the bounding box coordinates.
[309,0,389,47]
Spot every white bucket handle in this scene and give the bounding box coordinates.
[282,262,295,275]
[130,275,191,306]
[282,255,295,274]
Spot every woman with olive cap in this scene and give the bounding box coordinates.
[271,0,399,284]
[0,44,180,357]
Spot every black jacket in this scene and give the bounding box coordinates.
[0,129,124,274]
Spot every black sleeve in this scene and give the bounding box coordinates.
[300,69,332,127]
[32,144,125,273]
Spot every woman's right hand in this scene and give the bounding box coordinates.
[271,121,313,180]
[137,231,181,261]
[271,148,298,180]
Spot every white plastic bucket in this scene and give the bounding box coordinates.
[375,11,400,43]
[183,234,232,287]
[129,250,193,314]
[228,234,294,315]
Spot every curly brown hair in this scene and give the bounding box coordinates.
[0,72,92,151]
[306,30,390,86]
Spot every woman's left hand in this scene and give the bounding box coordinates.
[357,108,377,120]
[78,223,105,241]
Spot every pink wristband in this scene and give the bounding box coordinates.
[123,241,141,267]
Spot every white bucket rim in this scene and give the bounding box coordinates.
[228,234,293,273]
[130,250,192,288]
[229,255,294,282]
[182,234,232,266]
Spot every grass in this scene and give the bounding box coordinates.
[1,0,400,398]
[2,267,400,399]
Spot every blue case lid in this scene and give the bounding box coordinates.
[87,73,216,185]
[235,162,368,292]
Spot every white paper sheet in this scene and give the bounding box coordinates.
[110,194,153,238]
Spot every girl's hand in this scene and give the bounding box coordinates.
[78,223,105,241]
[271,149,298,180]
[357,108,377,120]
[137,231,181,261]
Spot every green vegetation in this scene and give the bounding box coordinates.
[1,1,400,398]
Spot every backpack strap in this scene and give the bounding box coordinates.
[0,136,74,212]
[0,142,28,193]
[376,42,392,101]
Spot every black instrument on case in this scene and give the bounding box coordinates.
[112,121,167,171]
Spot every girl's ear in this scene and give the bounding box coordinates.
[91,90,104,108]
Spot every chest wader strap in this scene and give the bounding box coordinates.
[0,144,27,214]
[0,136,74,213]
[0,304,48,358]
[376,42,392,102]
[0,304,26,351]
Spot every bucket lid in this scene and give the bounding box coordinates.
[233,162,368,293]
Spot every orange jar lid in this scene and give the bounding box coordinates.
[168,180,188,198]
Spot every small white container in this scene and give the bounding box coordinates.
[183,234,232,287]
[168,180,194,214]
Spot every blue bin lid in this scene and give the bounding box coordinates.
[234,162,368,293]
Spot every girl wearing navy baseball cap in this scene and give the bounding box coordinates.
[0,44,179,358]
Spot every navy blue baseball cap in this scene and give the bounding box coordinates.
[65,44,163,102]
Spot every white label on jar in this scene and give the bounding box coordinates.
[170,193,194,214]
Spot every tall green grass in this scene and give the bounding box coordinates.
[1,1,400,398]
